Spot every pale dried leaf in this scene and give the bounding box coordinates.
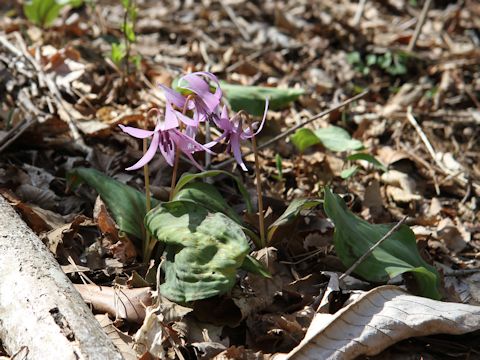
[436,217,471,253]
[382,170,422,202]
[75,284,152,324]
[277,285,480,360]
[96,314,137,360]
[134,296,192,357]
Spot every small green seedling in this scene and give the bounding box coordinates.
[110,0,141,76]
[24,0,83,28]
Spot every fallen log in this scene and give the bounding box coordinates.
[0,196,124,360]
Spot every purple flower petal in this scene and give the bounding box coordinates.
[125,132,160,170]
[173,130,215,155]
[158,133,175,166]
[214,105,232,131]
[162,102,180,130]
[243,98,269,139]
[230,134,247,171]
[175,108,199,127]
[159,84,186,109]
[119,124,155,139]
[184,152,204,170]
[180,72,222,113]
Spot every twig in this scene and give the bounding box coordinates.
[444,268,480,277]
[406,107,479,195]
[212,90,369,169]
[0,34,22,56]
[407,0,432,52]
[352,0,367,27]
[399,144,440,195]
[406,106,442,169]
[338,215,408,282]
[219,0,250,41]
[12,32,90,154]
[226,47,271,73]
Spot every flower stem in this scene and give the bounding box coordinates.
[169,146,181,201]
[244,113,266,248]
[142,110,155,262]
[169,95,193,201]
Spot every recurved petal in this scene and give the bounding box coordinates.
[125,132,160,170]
[173,130,215,155]
[163,102,180,130]
[230,134,248,172]
[119,124,155,139]
[175,108,199,127]
[159,84,186,108]
[181,72,222,112]
[243,98,269,139]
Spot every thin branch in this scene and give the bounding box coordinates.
[212,90,369,169]
[444,268,480,277]
[339,215,408,282]
[13,32,90,154]
[406,106,439,165]
[407,0,432,52]
[352,0,367,27]
[219,0,250,41]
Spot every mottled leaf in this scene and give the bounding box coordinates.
[145,201,250,302]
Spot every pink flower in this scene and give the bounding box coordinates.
[119,109,214,171]
[213,99,269,171]
[160,72,223,131]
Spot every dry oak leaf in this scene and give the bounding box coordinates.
[276,285,480,360]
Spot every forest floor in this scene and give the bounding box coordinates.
[0,0,480,359]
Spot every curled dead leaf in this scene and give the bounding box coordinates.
[276,285,480,360]
[75,284,152,324]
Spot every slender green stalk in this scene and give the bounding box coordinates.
[243,112,266,248]
[142,110,154,262]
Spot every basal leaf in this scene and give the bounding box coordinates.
[173,170,253,214]
[173,181,243,224]
[314,126,364,152]
[67,167,158,242]
[220,82,304,116]
[145,201,250,302]
[290,128,321,152]
[346,153,388,172]
[267,198,323,242]
[323,187,441,299]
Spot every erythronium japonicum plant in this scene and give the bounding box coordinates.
[116,72,271,301]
